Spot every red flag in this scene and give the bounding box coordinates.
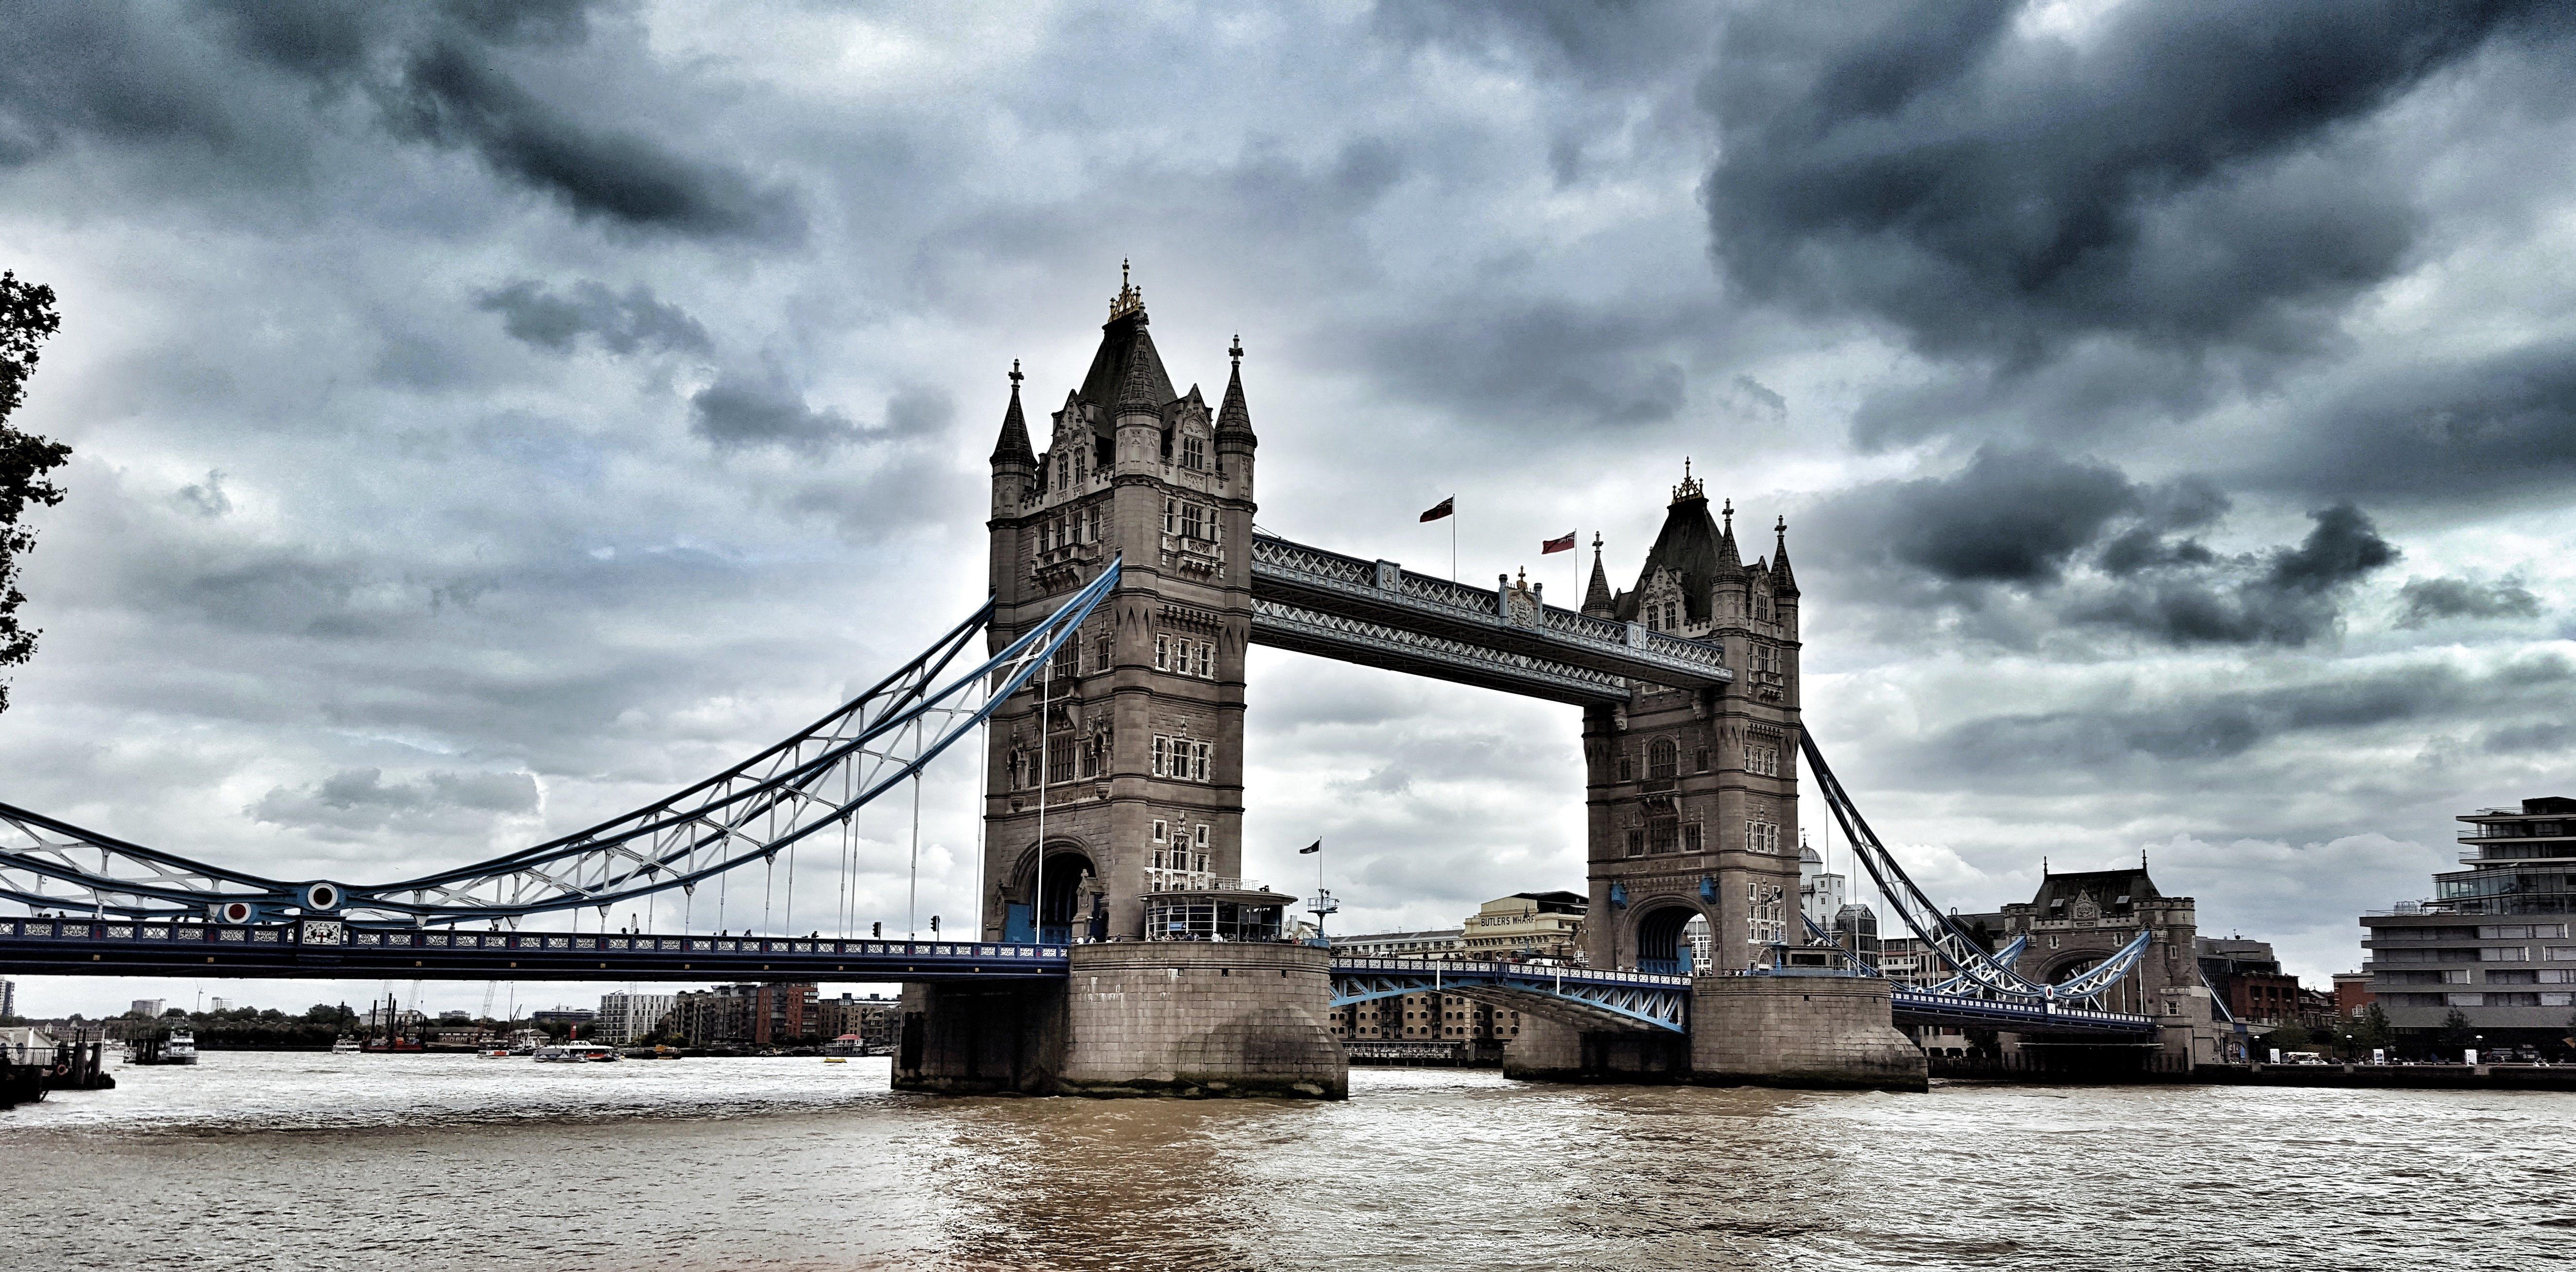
[1541,531,1576,554]
[1419,496,1454,523]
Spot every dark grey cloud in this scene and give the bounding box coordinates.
[2398,575,2543,627]
[689,373,854,453]
[1702,0,2568,363]
[1876,446,2143,585]
[1814,449,2399,648]
[1914,652,2575,783]
[2067,503,2400,647]
[386,43,804,242]
[477,279,712,356]
[2259,336,2576,505]
[172,471,231,519]
[250,766,539,838]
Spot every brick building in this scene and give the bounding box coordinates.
[670,983,818,1047]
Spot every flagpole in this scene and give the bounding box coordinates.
[1451,510,1457,581]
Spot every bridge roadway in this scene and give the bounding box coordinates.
[0,916,1068,982]
[0,916,2156,1037]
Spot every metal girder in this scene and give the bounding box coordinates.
[1248,534,1731,697]
[1250,598,1627,704]
[0,561,1124,926]
[1891,989,2158,1036]
[1329,958,1691,1032]
[0,916,1069,982]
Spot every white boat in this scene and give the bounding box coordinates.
[331,1036,361,1054]
[161,1029,198,1065]
[532,1043,620,1063]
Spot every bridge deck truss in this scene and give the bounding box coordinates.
[0,916,1069,982]
[1329,958,1691,1033]
[1249,534,1731,703]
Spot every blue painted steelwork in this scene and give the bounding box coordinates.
[1329,957,1691,1033]
[0,563,1122,927]
[1803,733,2154,1008]
[1891,988,2156,1035]
[0,916,1068,982]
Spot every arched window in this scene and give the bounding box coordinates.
[1663,602,1678,629]
[1648,739,1677,781]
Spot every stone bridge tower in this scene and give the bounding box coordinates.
[979,267,1258,945]
[1579,466,1804,974]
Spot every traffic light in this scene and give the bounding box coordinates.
[871,921,881,939]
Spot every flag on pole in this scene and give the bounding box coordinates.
[1299,840,1322,854]
[1541,530,1576,554]
[1419,497,1454,523]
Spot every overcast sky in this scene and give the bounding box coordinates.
[3,0,2573,1013]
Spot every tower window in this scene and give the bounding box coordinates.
[1617,753,1634,783]
[1155,634,1170,671]
[1648,739,1677,781]
[1684,823,1704,854]
[1181,434,1205,470]
[1626,830,1644,858]
[1152,819,1168,843]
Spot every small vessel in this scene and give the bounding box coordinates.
[479,1048,512,1059]
[162,1030,198,1065]
[823,1056,848,1064]
[331,1037,361,1054]
[533,1042,620,1063]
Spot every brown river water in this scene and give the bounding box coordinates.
[1,1052,2567,1270]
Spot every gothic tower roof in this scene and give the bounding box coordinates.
[1770,515,1799,596]
[1582,533,1615,616]
[1612,463,1724,624]
[1715,497,1745,577]
[989,359,1035,468]
[1215,334,1255,444]
[1077,265,1177,434]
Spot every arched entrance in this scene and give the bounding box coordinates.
[1004,843,1097,944]
[1633,902,1705,975]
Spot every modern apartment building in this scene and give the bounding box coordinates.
[595,993,677,1045]
[2362,796,2576,1045]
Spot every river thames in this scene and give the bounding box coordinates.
[4,1053,2568,1269]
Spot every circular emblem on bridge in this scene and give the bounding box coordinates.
[301,881,344,912]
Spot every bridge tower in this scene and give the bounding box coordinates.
[900,267,1341,1099]
[979,266,1258,945]
[1579,467,1804,975]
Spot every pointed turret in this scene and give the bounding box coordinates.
[1215,334,1256,446]
[990,359,1035,469]
[1770,515,1799,596]
[1715,495,1746,578]
[1582,532,1615,617]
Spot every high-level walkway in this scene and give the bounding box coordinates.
[1248,534,1730,704]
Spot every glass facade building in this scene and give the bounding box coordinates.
[2362,797,2576,1046]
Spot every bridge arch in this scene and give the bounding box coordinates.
[1625,896,1713,975]
[2038,949,2148,1015]
[1005,837,1100,944]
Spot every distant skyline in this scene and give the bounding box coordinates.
[4,1,2575,1011]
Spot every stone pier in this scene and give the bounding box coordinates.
[1502,974,1927,1092]
[894,942,1346,1099]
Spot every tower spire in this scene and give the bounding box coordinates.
[1216,334,1255,445]
[1582,531,1615,616]
[1770,513,1798,596]
[989,358,1034,468]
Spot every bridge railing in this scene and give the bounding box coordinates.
[1328,957,1692,989]
[0,919,1069,962]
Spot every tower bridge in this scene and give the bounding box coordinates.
[0,269,2222,1097]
